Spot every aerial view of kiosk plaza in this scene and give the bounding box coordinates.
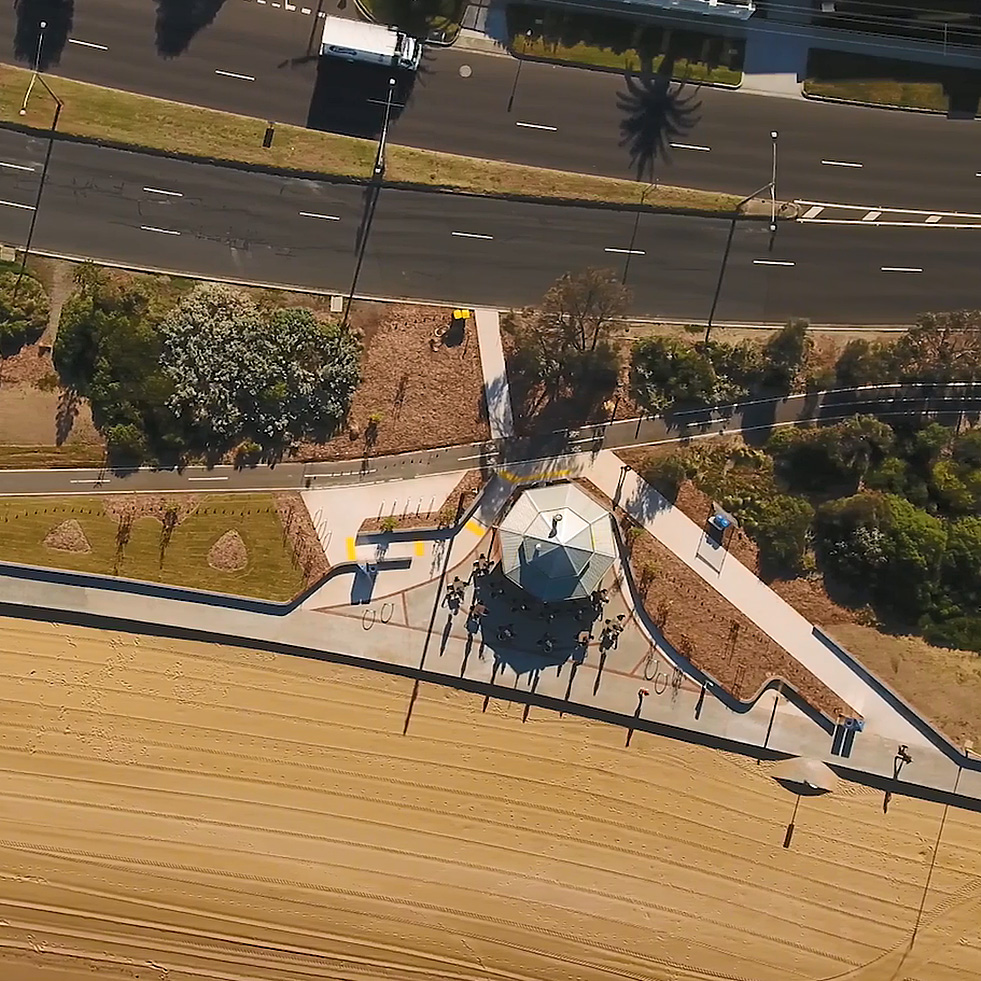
[2,0,981,977]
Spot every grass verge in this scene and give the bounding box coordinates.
[0,493,309,601]
[507,5,743,85]
[0,63,740,215]
[803,48,981,113]
[0,444,106,468]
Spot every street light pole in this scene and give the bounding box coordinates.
[506,30,533,113]
[343,77,396,330]
[14,39,63,300]
[19,19,47,116]
[704,132,780,345]
[621,180,657,286]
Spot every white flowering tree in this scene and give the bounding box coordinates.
[159,284,361,448]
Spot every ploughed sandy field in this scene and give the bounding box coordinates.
[0,616,980,981]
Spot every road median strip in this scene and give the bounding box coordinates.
[0,62,742,216]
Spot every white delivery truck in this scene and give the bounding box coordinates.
[319,15,421,71]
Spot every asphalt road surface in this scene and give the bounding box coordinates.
[0,129,976,322]
[2,385,978,495]
[3,0,981,212]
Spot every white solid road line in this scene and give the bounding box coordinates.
[881,266,923,273]
[451,231,494,240]
[604,248,645,255]
[143,186,183,197]
[140,225,181,236]
[215,69,256,81]
[821,159,863,168]
[670,142,711,152]
[299,211,341,221]
[68,37,108,50]
[515,121,558,132]
[0,161,35,172]
[753,259,795,266]
[0,199,35,210]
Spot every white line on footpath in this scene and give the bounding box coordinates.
[140,225,181,236]
[215,69,256,81]
[143,186,183,197]
[881,266,923,273]
[515,121,558,131]
[0,199,35,210]
[753,259,795,266]
[604,248,645,255]
[451,231,494,240]
[821,159,863,168]
[299,211,341,221]
[670,142,711,152]
[188,476,230,481]
[68,37,108,50]
[0,161,35,172]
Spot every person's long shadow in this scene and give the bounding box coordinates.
[154,0,226,58]
[617,51,703,181]
[13,0,72,69]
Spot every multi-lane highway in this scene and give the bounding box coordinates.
[1,384,978,496]
[0,128,975,321]
[3,0,981,213]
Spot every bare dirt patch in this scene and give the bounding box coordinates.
[275,493,330,586]
[207,530,249,572]
[293,303,490,461]
[43,519,91,554]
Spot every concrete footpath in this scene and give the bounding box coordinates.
[474,307,515,440]
[0,454,978,812]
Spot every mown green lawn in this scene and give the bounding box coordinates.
[0,494,307,601]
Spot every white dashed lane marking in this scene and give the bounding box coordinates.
[0,199,35,210]
[604,248,645,255]
[0,161,35,172]
[753,259,795,266]
[140,225,181,236]
[515,122,558,132]
[821,159,863,168]
[300,212,341,221]
[881,266,923,273]
[215,69,255,81]
[451,231,494,240]
[669,142,711,152]
[68,37,108,50]
[143,187,182,197]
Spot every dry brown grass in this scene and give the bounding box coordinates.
[0,63,739,213]
[294,302,490,461]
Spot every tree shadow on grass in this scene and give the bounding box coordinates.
[13,0,72,70]
[154,0,227,58]
[617,62,702,181]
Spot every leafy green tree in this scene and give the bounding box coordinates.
[892,310,981,382]
[941,516,981,614]
[54,266,178,454]
[639,452,688,501]
[160,285,361,447]
[698,339,764,402]
[763,319,812,392]
[504,268,627,420]
[749,494,814,573]
[105,423,148,463]
[834,338,893,387]
[630,336,716,412]
[0,270,49,354]
[835,415,894,483]
[929,460,975,515]
[952,428,981,468]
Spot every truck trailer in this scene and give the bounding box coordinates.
[319,15,421,71]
